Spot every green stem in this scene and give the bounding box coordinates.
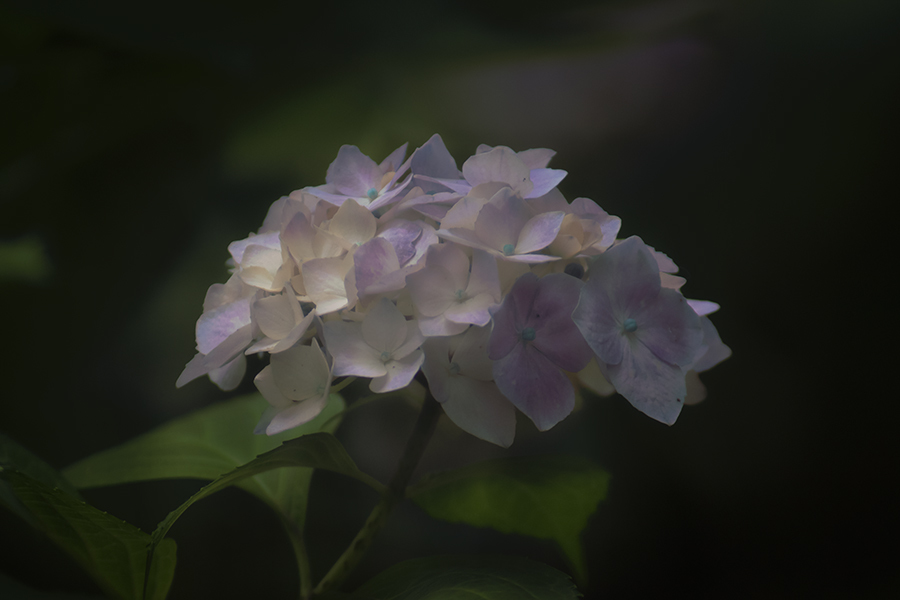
[313,391,441,596]
[277,511,313,600]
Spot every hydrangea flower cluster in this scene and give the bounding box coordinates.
[178,135,730,447]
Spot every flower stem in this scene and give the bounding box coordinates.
[277,511,313,600]
[313,390,441,596]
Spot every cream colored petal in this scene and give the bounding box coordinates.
[328,198,377,246]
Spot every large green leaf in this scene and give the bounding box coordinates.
[1,433,81,527]
[407,455,609,582]
[150,431,383,542]
[353,555,581,599]
[0,468,176,600]
[62,392,346,527]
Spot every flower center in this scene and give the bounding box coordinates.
[623,318,638,333]
[521,326,536,342]
[366,187,378,200]
[448,362,461,375]
[454,289,466,301]
[380,350,391,362]
[502,243,515,256]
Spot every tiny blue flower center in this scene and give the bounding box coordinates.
[521,327,536,342]
[366,187,378,200]
[502,243,515,256]
[623,318,638,333]
[448,362,461,375]
[454,289,466,301]
[380,350,391,362]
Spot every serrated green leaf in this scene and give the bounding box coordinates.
[0,433,81,527]
[354,555,581,599]
[0,469,175,600]
[62,393,345,528]
[407,455,609,582]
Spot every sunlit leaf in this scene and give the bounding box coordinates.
[0,469,175,600]
[353,554,581,599]
[408,455,609,582]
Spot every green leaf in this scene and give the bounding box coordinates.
[407,455,609,582]
[62,392,347,528]
[146,431,383,576]
[0,433,81,527]
[0,469,175,600]
[353,555,581,599]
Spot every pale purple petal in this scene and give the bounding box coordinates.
[326,145,381,196]
[266,393,330,435]
[440,196,488,230]
[475,202,521,252]
[462,146,533,197]
[323,321,386,377]
[196,296,253,355]
[572,274,627,366]
[209,354,247,391]
[418,314,468,337]
[527,168,567,198]
[408,265,458,317]
[632,287,703,367]
[361,298,410,354]
[354,237,400,297]
[414,175,472,195]
[517,148,556,169]
[228,231,280,264]
[445,293,496,327]
[377,220,421,266]
[254,365,291,409]
[691,316,732,373]
[410,134,458,179]
[177,324,254,388]
[492,343,575,431]
[379,143,408,173]
[527,273,593,372]
[687,299,720,317]
[515,211,565,254]
[392,320,426,360]
[587,236,660,319]
[302,256,353,314]
[370,350,424,393]
[527,188,569,213]
[366,178,413,211]
[501,253,560,264]
[603,338,687,425]
[421,337,453,402]
[283,212,316,263]
[451,324,494,381]
[443,378,516,447]
[329,198,377,246]
[487,272,540,360]
[270,341,331,402]
[252,293,299,340]
[465,249,501,302]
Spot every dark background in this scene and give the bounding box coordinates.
[1,0,897,598]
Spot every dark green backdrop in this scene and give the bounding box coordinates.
[1,0,897,597]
